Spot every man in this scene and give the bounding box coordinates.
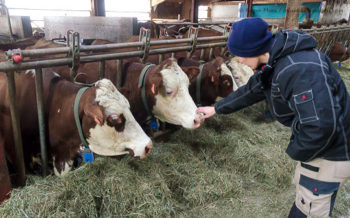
[197,17,350,217]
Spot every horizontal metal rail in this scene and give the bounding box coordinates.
[5,36,228,59]
[156,21,235,25]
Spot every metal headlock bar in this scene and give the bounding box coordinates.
[221,25,232,56]
[303,25,350,56]
[139,27,151,63]
[187,27,199,58]
[70,32,81,80]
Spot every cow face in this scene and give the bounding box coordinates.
[214,58,237,96]
[85,79,152,159]
[226,57,254,88]
[152,59,201,129]
[178,57,236,105]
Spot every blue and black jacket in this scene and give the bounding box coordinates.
[215,30,350,162]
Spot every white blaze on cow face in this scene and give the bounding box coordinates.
[87,79,152,159]
[220,63,239,91]
[227,57,254,88]
[152,60,201,129]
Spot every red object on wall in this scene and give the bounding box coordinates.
[0,135,11,204]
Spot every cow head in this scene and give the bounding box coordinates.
[150,58,201,129]
[83,79,152,159]
[329,42,350,62]
[178,57,236,105]
[226,57,254,88]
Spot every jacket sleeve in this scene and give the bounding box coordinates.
[278,64,336,162]
[214,72,266,114]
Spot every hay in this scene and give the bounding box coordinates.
[1,66,349,217]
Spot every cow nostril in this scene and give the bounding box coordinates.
[145,142,153,155]
[127,149,135,157]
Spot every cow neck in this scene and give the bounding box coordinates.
[74,86,90,149]
[196,63,205,106]
[138,64,156,119]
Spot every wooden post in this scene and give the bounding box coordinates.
[191,0,195,22]
[150,0,153,20]
[284,0,301,29]
[246,0,253,17]
[91,0,105,16]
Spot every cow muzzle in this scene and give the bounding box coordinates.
[127,141,153,159]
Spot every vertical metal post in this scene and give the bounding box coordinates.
[116,59,123,88]
[200,49,205,60]
[99,60,105,79]
[209,48,214,60]
[6,71,26,186]
[34,68,48,177]
[158,54,164,64]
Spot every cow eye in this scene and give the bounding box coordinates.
[107,113,126,132]
[166,88,173,95]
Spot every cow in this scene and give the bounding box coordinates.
[25,40,203,130]
[226,57,254,87]
[177,56,237,106]
[158,20,190,39]
[0,71,152,178]
[328,42,350,63]
[121,58,202,129]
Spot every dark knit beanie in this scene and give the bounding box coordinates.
[227,17,273,57]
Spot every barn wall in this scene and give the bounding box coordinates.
[44,16,133,42]
[319,0,350,24]
[0,16,32,39]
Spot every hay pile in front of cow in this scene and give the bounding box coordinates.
[1,66,350,217]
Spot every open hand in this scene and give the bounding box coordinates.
[196,106,216,121]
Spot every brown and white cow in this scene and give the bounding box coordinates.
[122,58,201,129]
[177,56,237,106]
[226,57,254,87]
[0,71,152,177]
[328,42,350,63]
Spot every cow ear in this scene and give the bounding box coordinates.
[84,103,104,126]
[182,66,199,81]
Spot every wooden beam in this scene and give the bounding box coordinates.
[284,0,301,29]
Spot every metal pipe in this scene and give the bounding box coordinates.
[116,59,122,88]
[99,60,105,79]
[156,21,234,25]
[0,42,228,72]
[151,38,191,45]
[5,36,228,59]
[158,54,164,64]
[6,71,26,186]
[209,48,214,60]
[34,68,48,177]
[200,49,205,60]
[80,42,142,52]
